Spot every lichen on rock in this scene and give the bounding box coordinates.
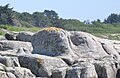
[37,58,44,64]
[41,27,63,32]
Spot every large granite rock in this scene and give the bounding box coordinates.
[18,54,68,77]
[69,31,108,59]
[0,27,120,78]
[31,27,77,57]
[31,27,120,59]
[30,27,120,78]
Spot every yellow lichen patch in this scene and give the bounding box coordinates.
[37,58,44,64]
[41,27,63,32]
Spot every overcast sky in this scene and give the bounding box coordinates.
[0,0,120,21]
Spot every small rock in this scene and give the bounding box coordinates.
[16,31,34,42]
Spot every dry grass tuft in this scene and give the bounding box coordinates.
[37,58,44,64]
[42,27,63,32]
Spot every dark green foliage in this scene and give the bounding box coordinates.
[104,13,120,24]
[32,12,51,27]
[44,10,58,19]
[0,4,13,24]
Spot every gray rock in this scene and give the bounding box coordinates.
[0,40,33,52]
[0,28,120,78]
[5,32,17,40]
[0,50,17,56]
[69,31,108,59]
[18,54,68,77]
[16,31,34,42]
[31,27,77,58]
[0,56,20,67]
[94,59,118,78]
[31,28,120,60]
[30,28,120,77]
[52,67,68,78]
[0,63,35,78]
[59,56,75,66]
[6,67,36,78]
[113,41,120,55]
[99,39,120,56]
[6,72,16,78]
[66,62,98,78]
[16,47,31,55]
[36,77,48,78]
[0,71,15,78]
[0,63,6,71]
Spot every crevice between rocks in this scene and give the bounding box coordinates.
[100,43,110,55]
[116,69,120,78]
[94,63,107,78]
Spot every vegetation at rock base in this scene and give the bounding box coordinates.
[0,4,120,40]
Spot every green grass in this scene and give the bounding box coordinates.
[93,33,120,40]
[62,23,120,40]
[0,25,41,32]
[0,24,120,40]
[63,23,120,34]
[0,29,5,35]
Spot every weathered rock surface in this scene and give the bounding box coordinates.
[0,56,20,67]
[31,27,77,58]
[6,67,35,78]
[52,67,67,78]
[0,40,33,52]
[66,62,98,78]
[18,54,68,77]
[31,27,120,78]
[0,27,120,78]
[0,63,35,78]
[16,31,34,42]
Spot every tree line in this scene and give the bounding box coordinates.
[0,4,120,29]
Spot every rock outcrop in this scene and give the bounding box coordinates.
[0,63,35,78]
[16,31,34,42]
[0,27,120,78]
[18,54,68,77]
[0,40,33,52]
[32,27,76,57]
